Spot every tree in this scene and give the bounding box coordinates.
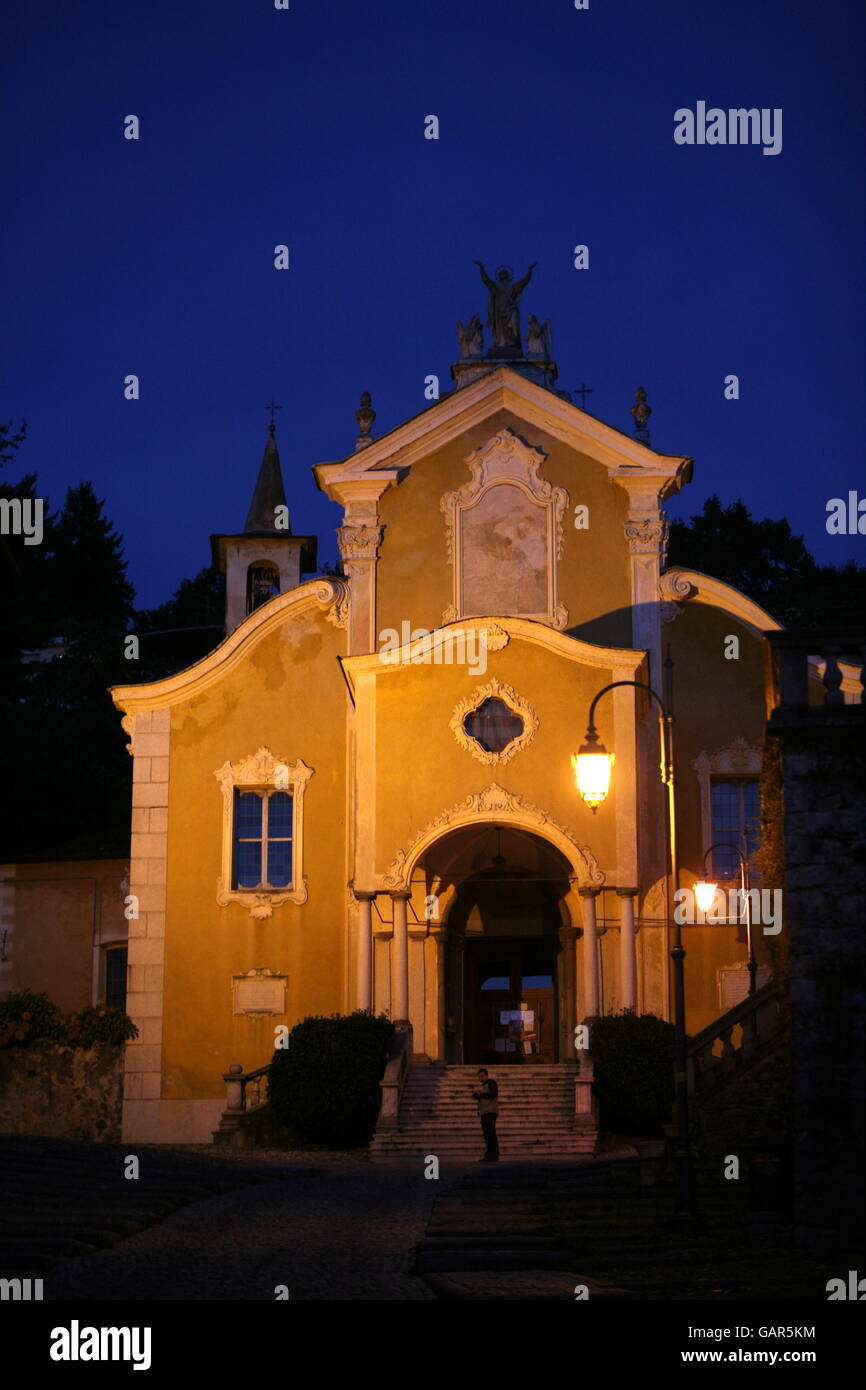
[133,565,226,679]
[0,418,28,467]
[50,482,135,635]
[0,480,135,859]
[668,495,864,627]
[136,565,225,634]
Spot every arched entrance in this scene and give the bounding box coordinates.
[413,824,575,1064]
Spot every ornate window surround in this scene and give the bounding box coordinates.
[440,428,569,628]
[450,676,539,766]
[214,747,313,919]
[692,737,762,861]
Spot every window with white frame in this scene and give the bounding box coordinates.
[233,788,293,890]
[214,748,313,918]
[709,777,761,880]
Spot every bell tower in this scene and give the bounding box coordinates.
[211,421,317,635]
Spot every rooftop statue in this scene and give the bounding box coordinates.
[475,260,537,350]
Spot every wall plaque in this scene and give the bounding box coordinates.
[233,968,287,1015]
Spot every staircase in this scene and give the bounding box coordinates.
[370,1062,597,1162]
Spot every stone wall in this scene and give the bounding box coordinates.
[0,1044,124,1141]
[766,708,865,1248]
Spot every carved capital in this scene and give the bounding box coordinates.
[624,516,670,559]
[338,524,383,562]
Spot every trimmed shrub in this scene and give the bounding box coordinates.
[0,990,137,1048]
[65,1004,138,1047]
[589,1009,676,1136]
[0,990,63,1047]
[268,1010,395,1146]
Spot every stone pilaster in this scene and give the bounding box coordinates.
[337,523,383,656]
[123,708,171,1136]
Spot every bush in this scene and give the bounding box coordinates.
[0,989,63,1047]
[65,1003,139,1047]
[589,1010,676,1136]
[0,990,137,1048]
[268,1010,395,1146]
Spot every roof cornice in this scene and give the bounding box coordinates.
[314,367,692,501]
[340,615,645,698]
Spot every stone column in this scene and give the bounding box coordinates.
[408,910,428,1056]
[617,888,638,1012]
[430,926,448,1062]
[390,892,411,1026]
[559,926,578,1058]
[580,888,601,1021]
[354,891,375,1011]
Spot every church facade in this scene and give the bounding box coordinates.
[111,276,790,1144]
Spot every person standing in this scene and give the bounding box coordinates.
[471,1067,499,1162]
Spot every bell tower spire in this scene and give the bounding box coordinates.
[211,415,317,635]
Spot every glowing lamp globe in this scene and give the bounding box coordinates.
[694,880,719,915]
[571,743,614,812]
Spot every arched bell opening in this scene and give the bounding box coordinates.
[246,562,280,616]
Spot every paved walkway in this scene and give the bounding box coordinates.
[0,1137,452,1300]
[44,1164,445,1301]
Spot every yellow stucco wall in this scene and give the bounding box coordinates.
[367,636,620,876]
[160,610,348,1099]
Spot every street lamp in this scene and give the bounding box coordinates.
[696,841,757,997]
[573,648,694,1216]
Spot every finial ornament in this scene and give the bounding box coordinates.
[457,314,484,359]
[631,386,652,440]
[355,391,376,450]
[525,314,552,359]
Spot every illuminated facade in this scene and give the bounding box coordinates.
[112,337,828,1145]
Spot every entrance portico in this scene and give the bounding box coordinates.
[354,811,641,1059]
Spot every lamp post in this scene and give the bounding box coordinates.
[572,649,694,1216]
[695,841,757,998]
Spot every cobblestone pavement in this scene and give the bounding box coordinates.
[0,1137,455,1300]
[45,1167,450,1301]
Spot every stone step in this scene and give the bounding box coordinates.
[419,1234,561,1250]
[416,1248,574,1273]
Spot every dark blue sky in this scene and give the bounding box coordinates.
[4,0,864,608]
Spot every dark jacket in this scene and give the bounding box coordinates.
[474,1078,499,1116]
